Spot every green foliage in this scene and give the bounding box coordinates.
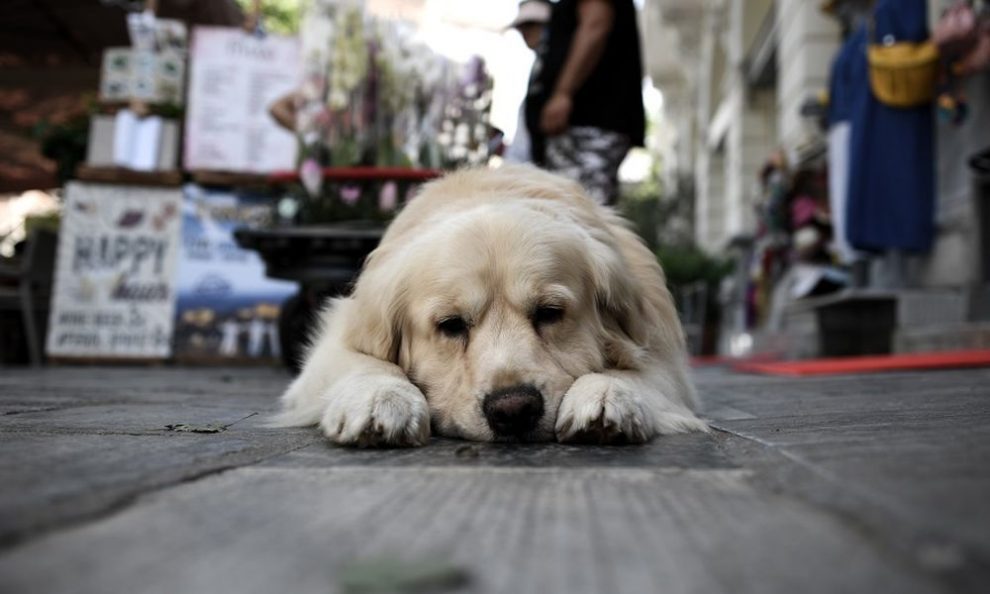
[293,184,387,224]
[617,175,663,252]
[25,213,61,234]
[35,115,90,187]
[658,245,732,355]
[282,178,419,227]
[617,164,694,252]
[236,0,304,35]
[656,244,733,288]
[617,163,732,289]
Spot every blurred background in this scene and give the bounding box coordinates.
[1,0,988,369]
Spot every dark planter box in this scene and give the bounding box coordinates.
[233,223,385,371]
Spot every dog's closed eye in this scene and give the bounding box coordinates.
[532,305,565,327]
[437,316,469,338]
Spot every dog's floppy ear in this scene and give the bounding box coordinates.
[586,222,684,369]
[586,233,648,349]
[342,248,406,364]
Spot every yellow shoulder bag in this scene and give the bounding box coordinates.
[867,27,940,108]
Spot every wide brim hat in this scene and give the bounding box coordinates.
[507,1,552,30]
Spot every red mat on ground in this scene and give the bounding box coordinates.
[734,349,990,377]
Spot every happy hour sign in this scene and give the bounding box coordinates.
[46,182,182,359]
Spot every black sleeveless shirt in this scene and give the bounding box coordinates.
[525,0,646,164]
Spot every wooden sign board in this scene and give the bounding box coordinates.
[184,27,301,173]
[46,183,182,359]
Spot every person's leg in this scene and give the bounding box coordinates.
[545,126,631,205]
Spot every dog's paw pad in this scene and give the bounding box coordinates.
[555,374,652,445]
[320,377,430,448]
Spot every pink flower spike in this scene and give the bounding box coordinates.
[379,181,398,212]
[341,185,361,205]
[300,159,322,196]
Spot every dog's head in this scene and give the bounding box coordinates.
[340,167,677,441]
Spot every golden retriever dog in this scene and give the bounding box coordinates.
[275,165,707,446]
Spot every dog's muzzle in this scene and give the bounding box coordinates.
[483,385,544,437]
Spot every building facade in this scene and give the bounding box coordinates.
[643,0,838,253]
[642,0,990,355]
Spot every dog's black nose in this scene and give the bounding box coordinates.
[483,385,544,437]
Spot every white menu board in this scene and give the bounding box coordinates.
[184,27,301,173]
[46,183,182,359]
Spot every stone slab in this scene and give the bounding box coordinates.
[1,365,988,592]
[0,466,943,594]
[0,430,317,546]
[701,367,990,590]
[0,401,278,434]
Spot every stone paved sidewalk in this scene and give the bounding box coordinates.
[0,365,987,593]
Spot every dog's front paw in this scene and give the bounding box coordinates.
[320,376,430,448]
[555,374,707,444]
[555,374,653,444]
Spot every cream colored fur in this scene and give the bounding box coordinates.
[274,165,707,446]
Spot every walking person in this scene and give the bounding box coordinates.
[526,0,646,205]
[503,0,552,164]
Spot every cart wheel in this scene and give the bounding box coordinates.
[278,293,313,373]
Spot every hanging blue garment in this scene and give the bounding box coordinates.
[845,0,936,253]
[827,22,870,263]
[828,25,863,127]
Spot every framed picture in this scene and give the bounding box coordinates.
[172,184,296,362]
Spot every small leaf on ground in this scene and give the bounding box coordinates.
[338,556,470,593]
